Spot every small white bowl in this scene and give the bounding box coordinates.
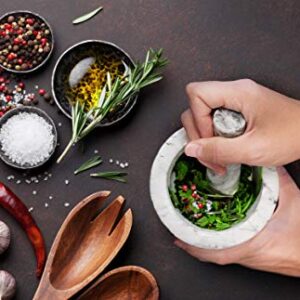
[150,128,279,249]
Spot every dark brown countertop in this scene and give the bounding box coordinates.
[1,0,300,299]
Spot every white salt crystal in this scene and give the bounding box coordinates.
[64,202,70,207]
[32,190,37,195]
[0,112,55,167]
[28,207,34,212]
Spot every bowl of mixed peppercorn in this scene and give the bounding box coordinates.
[0,11,54,73]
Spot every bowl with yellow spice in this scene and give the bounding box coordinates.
[52,40,137,126]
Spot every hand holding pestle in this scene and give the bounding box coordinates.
[206,108,246,195]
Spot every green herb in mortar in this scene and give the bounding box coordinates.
[169,155,262,231]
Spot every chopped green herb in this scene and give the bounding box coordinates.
[74,155,102,175]
[90,171,127,183]
[169,154,262,231]
[73,6,103,25]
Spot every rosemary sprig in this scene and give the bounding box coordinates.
[57,49,168,164]
[74,155,102,175]
[90,171,127,183]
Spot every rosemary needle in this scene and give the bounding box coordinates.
[90,171,127,183]
[73,6,103,25]
[74,155,102,175]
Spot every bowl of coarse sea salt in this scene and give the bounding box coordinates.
[0,107,57,169]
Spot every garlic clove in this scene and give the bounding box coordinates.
[0,222,10,255]
[0,270,16,300]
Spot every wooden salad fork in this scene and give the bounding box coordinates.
[33,191,133,300]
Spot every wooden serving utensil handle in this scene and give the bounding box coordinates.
[33,282,64,300]
[206,108,246,195]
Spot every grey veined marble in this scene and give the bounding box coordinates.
[150,128,279,249]
[207,109,246,195]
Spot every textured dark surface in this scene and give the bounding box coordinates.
[0,1,300,299]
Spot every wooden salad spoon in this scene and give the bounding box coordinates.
[33,191,133,300]
[78,266,159,300]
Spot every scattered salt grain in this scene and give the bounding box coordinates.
[65,179,69,185]
[32,190,37,195]
[0,112,55,167]
[109,158,113,163]
[49,196,53,200]
[120,163,125,168]
[64,202,70,207]
[25,179,31,184]
[28,207,34,212]
[44,203,49,208]
[58,122,62,127]
[94,149,99,154]
[116,160,119,165]
[16,180,21,184]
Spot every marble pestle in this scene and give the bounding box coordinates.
[206,108,246,195]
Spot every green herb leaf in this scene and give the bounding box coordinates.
[74,155,102,175]
[90,171,127,183]
[73,6,103,25]
[175,160,189,181]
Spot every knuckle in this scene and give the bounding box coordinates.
[185,82,198,95]
[236,78,257,90]
[181,110,189,124]
[214,253,231,265]
[234,78,260,96]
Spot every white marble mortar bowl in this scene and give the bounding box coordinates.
[150,128,279,249]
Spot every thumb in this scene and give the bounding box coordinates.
[185,136,247,166]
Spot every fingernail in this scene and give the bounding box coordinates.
[185,143,201,157]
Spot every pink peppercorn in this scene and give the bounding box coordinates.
[191,184,197,191]
[18,82,25,89]
[5,95,12,102]
[26,18,34,25]
[182,185,188,192]
[197,203,204,209]
[38,89,46,96]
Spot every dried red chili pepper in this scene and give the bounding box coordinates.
[0,182,46,277]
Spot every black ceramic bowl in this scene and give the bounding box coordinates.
[0,10,54,74]
[0,106,58,169]
[52,40,137,127]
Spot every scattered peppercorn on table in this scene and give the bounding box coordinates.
[0,0,300,299]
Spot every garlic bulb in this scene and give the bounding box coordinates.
[0,222,10,255]
[0,270,16,300]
